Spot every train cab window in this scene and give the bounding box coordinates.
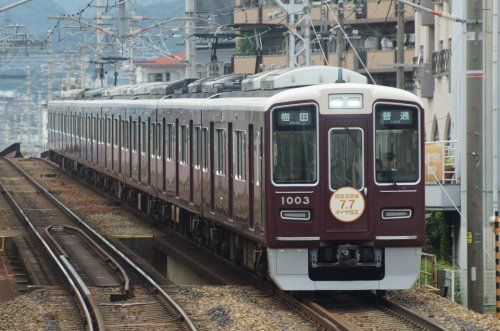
[272,104,318,185]
[329,128,364,190]
[235,130,246,180]
[202,128,209,171]
[375,104,420,184]
[194,127,201,168]
[167,123,174,161]
[141,121,147,154]
[216,128,226,175]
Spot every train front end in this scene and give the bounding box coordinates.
[265,83,425,290]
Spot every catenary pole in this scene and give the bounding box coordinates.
[396,1,405,89]
[466,0,484,313]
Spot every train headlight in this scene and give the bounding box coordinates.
[328,93,363,109]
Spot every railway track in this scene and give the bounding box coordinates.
[29,156,449,331]
[0,157,197,331]
[304,292,448,331]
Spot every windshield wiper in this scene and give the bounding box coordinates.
[386,170,399,188]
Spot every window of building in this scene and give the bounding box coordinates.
[165,72,171,81]
[148,73,163,82]
[235,130,246,180]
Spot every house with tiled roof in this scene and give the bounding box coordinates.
[135,53,186,83]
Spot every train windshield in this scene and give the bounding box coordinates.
[375,104,419,184]
[272,105,317,185]
[329,128,364,190]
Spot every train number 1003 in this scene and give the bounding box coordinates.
[281,196,310,205]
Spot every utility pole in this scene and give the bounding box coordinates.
[335,1,345,68]
[185,0,196,78]
[396,1,405,89]
[320,3,329,65]
[95,0,106,87]
[274,0,311,67]
[47,30,53,100]
[466,0,484,313]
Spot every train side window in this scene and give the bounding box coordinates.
[202,128,209,171]
[141,121,147,154]
[215,128,226,175]
[93,117,97,142]
[179,125,188,164]
[131,121,137,152]
[194,127,201,168]
[107,117,112,145]
[113,118,118,147]
[329,128,364,191]
[151,122,157,156]
[235,130,246,180]
[257,127,263,187]
[167,123,174,161]
[157,123,162,158]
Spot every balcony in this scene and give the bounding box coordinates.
[335,48,415,73]
[432,49,451,77]
[233,1,285,25]
[234,54,288,74]
[344,0,415,24]
[425,141,461,210]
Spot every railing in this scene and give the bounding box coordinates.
[419,252,437,287]
[425,140,459,184]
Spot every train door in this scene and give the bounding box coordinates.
[227,122,233,219]
[323,118,371,237]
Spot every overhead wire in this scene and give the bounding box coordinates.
[324,1,377,84]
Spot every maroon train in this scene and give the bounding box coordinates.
[47,66,425,290]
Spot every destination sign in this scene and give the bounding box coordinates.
[275,109,313,127]
[378,109,414,125]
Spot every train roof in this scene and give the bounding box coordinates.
[55,66,368,101]
[49,82,423,115]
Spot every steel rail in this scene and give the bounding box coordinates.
[376,297,448,331]
[0,179,95,331]
[3,158,197,331]
[61,225,131,297]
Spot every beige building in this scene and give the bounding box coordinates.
[414,0,453,142]
[233,0,416,87]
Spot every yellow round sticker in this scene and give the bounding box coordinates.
[329,186,366,223]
